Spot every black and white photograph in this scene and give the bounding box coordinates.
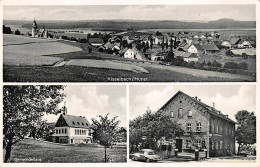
[3,85,127,163]
[129,85,256,162]
[3,4,256,82]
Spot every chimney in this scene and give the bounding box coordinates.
[195,96,198,100]
[213,102,215,108]
[199,99,201,101]
[225,115,228,118]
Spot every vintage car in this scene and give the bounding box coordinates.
[130,149,162,162]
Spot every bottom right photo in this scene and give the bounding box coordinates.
[129,85,256,163]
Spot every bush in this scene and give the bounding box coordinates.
[238,62,248,70]
[212,60,222,68]
[224,62,239,69]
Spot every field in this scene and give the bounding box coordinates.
[198,50,256,73]
[3,34,81,66]
[3,34,256,82]
[4,139,127,163]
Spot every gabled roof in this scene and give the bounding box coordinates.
[174,51,185,57]
[159,91,235,124]
[230,38,241,45]
[193,44,204,50]
[56,114,91,128]
[182,52,198,58]
[202,44,220,51]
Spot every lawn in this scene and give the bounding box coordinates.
[4,139,127,163]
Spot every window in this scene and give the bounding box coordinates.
[86,123,88,126]
[88,130,91,136]
[211,124,214,133]
[82,123,84,126]
[72,121,75,125]
[170,111,174,117]
[186,140,191,148]
[220,126,222,134]
[187,110,192,117]
[211,141,214,150]
[196,123,201,132]
[178,108,183,117]
[220,141,223,149]
[215,141,219,150]
[59,129,61,134]
[186,123,191,132]
[77,122,80,125]
[215,125,218,134]
[65,129,67,134]
[196,139,201,148]
[62,129,64,134]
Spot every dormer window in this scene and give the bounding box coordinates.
[82,123,84,126]
[86,123,88,126]
[72,121,75,125]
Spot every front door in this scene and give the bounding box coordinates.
[176,139,182,152]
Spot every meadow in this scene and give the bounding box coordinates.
[3,34,81,66]
[4,139,127,163]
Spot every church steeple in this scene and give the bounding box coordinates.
[62,101,67,116]
[32,18,37,37]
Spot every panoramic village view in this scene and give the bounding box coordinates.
[129,85,256,162]
[3,5,256,82]
[3,85,127,163]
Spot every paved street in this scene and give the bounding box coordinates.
[129,156,256,163]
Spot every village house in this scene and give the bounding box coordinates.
[52,111,92,144]
[88,38,104,47]
[157,91,236,157]
[151,51,168,61]
[181,52,199,62]
[230,38,242,48]
[202,44,220,54]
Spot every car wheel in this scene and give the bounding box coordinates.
[146,158,151,162]
[154,160,158,162]
[131,156,136,161]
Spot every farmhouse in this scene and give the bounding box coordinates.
[181,52,199,62]
[157,91,235,157]
[52,111,92,144]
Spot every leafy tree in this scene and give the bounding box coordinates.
[3,86,66,162]
[129,109,183,152]
[91,114,120,162]
[155,31,162,36]
[14,30,21,35]
[235,110,256,155]
[3,25,12,34]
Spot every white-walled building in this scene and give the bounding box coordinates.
[52,112,92,144]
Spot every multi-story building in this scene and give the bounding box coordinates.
[158,91,235,157]
[52,111,92,144]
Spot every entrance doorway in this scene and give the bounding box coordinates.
[176,139,183,152]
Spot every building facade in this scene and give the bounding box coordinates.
[158,91,235,157]
[52,112,93,144]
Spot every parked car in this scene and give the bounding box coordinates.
[130,149,162,162]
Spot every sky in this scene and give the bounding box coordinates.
[43,85,126,127]
[129,85,256,121]
[3,5,256,21]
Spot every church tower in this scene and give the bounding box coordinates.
[32,19,37,37]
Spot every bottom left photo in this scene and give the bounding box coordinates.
[3,85,127,163]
